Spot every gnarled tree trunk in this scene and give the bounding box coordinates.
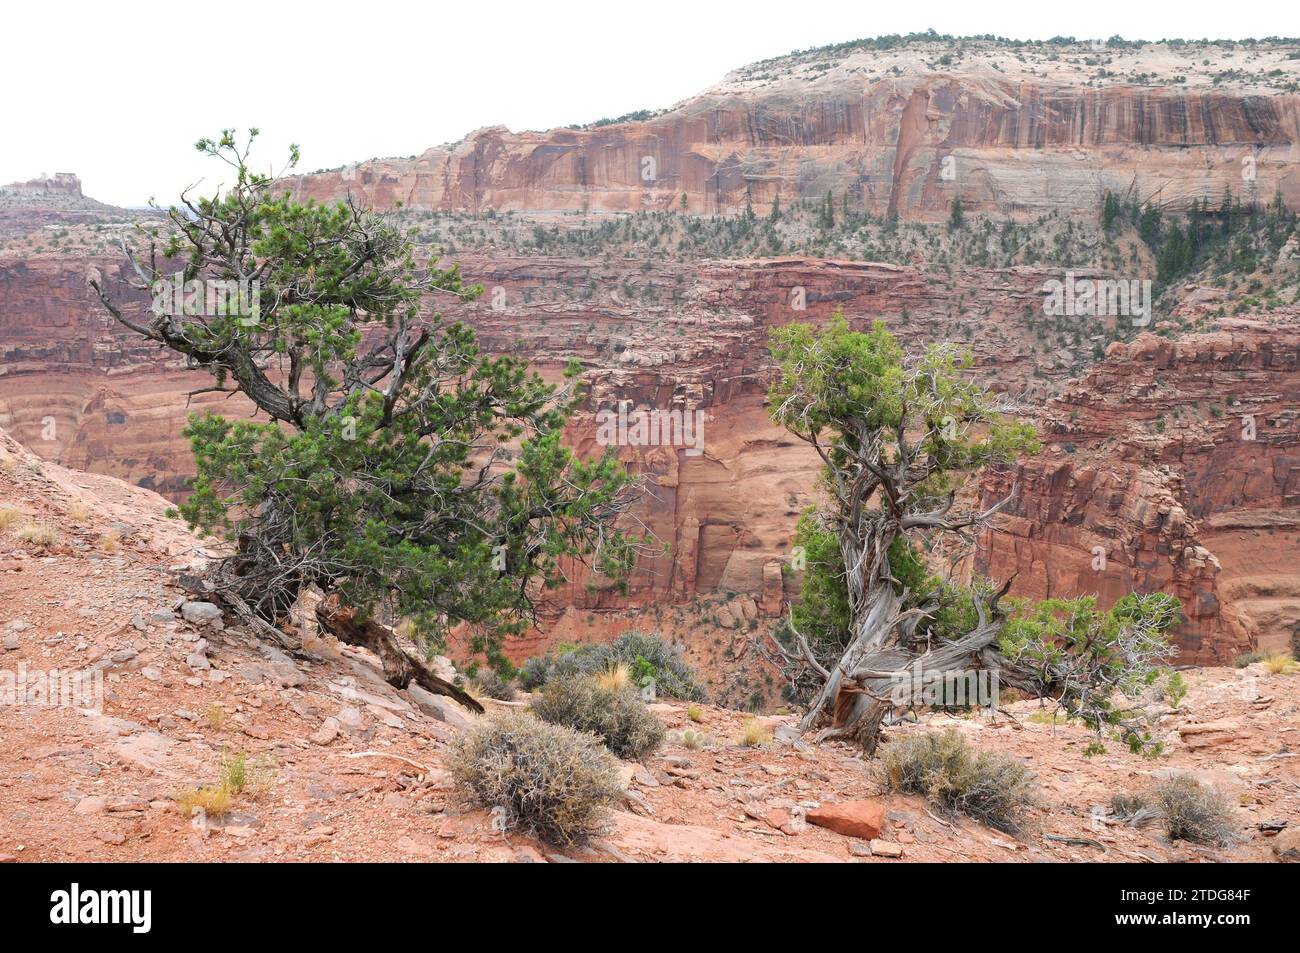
[799,577,900,732]
[314,596,484,713]
[849,581,1023,751]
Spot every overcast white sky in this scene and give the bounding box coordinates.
[3,0,1290,206]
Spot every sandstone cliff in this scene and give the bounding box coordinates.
[974,318,1300,662]
[0,174,137,236]
[4,234,1297,661]
[283,41,1300,221]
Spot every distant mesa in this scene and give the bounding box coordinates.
[1,172,83,197]
[0,172,138,232]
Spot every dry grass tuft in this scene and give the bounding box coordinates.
[176,750,276,820]
[678,728,711,750]
[737,717,773,748]
[594,663,629,693]
[204,703,225,731]
[1262,653,1299,675]
[14,523,57,548]
[175,784,234,819]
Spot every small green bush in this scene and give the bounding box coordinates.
[518,632,707,701]
[448,712,623,846]
[879,729,1038,833]
[1161,671,1188,708]
[1151,775,1235,845]
[530,676,665,759]
[472,669,517,701]
[517,653,558,690]
[1233,650,1268,668]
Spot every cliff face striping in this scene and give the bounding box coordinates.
[284,81,1300,221]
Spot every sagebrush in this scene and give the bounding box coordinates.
[1150,776,1236,845]
[448,712,623,846]
[518,632,707,701]
[880,729,1038,833]
[530,675,665,759]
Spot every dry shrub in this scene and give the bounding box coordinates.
[449,711,623,846]
[530,675,664,760]
[0,507,23,531]
[1150,775,1236,845]
[472,669,517,701]
[1109,792,1161,828]
[880,728,1038,833]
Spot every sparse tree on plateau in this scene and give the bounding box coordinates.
[91,130,637,703]
[767,313,1181,754]
[1102,189,1122,233]
[948,196,965,230]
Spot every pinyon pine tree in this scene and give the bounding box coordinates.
[92,130,636,701]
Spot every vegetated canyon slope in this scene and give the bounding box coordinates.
[2,37,1300,685]
[0,429,1296,863]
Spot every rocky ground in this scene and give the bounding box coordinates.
[1,427,1297,863]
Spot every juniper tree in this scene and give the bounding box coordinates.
[1102,189,1122,233]
[948,196,965,230]
[767,313,1180,753]
[91,130,636,698]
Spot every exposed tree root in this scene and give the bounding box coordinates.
[315,595,484,713]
